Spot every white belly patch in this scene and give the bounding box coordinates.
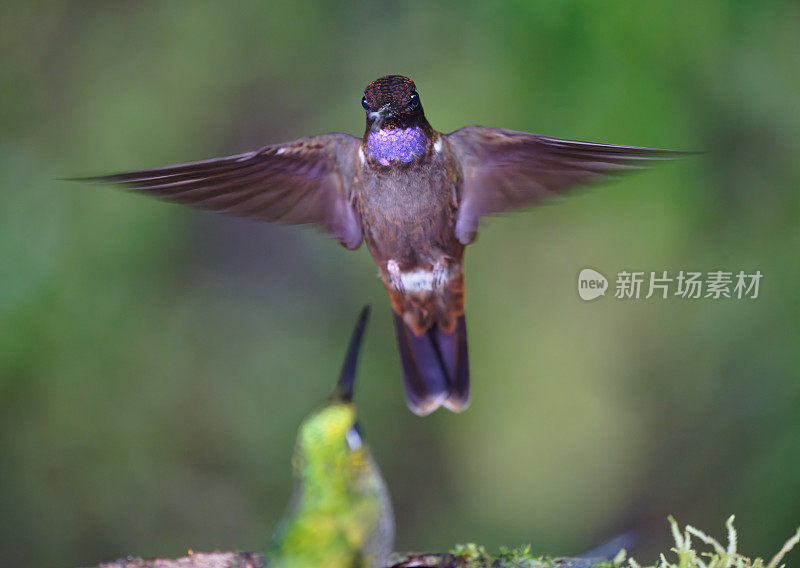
[387,260,453,293]
[400,269,439,292]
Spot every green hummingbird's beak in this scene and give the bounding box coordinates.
[332,305,371,403]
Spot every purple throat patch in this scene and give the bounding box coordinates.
[367,127,427,166]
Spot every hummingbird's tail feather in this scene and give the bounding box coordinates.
[392,312,470,416]
[442,314,470,413]
[392,312,447,415]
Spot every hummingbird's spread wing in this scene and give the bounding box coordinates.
[445,126,687,244]
[74,133,364,250]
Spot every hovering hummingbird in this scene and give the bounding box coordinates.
[75,75,683,415]
[266,306,394,568]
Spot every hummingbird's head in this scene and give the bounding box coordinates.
[296,402,364,467]
[362,75,426,132]
[293,307,371,479]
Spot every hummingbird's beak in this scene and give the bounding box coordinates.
[333,306,371,402]
[369,104,393,132]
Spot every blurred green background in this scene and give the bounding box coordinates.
[2,1,799,567]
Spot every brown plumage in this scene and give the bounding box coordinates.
[71,74,687,415]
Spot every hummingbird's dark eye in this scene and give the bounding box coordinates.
[409,91,420,109]
[361,96,370,111]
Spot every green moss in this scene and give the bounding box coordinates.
[450,541,621,568]
[629,516,800,568]
[451,543,494,565]
[445,518,799,568]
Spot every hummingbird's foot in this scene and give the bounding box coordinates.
[386,260,405,294]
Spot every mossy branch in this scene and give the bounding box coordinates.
[84,518,800,568]
[90,552,263,568]
[85,552,611,568]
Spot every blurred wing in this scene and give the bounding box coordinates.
[75,133,364,249]
[446,126,687,244]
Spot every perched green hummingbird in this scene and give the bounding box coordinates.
[265,306,394,568]
[75,75,682,415]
